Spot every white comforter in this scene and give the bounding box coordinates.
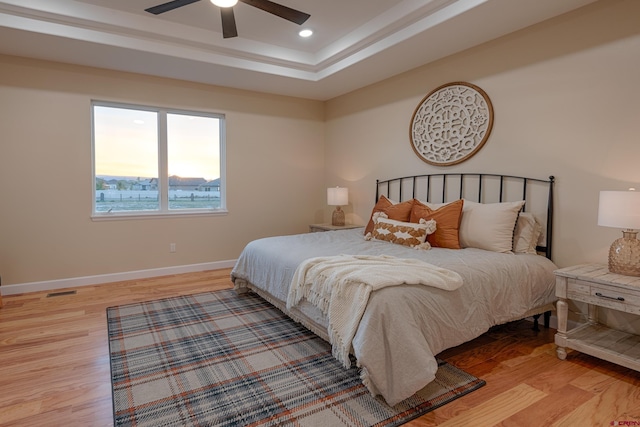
[287,254,463,370]
[231,227,557,406]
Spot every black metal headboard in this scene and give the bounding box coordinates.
[375,173,555,260]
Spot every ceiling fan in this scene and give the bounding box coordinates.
[145,0,310,39]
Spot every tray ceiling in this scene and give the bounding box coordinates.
[0,0,597,100]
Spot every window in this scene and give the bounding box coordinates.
[92,102,225,217]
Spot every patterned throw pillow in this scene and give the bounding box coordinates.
[365,212,436,249]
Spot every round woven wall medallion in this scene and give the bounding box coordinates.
[410,82,493,166]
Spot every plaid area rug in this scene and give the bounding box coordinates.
[107,289,485,427]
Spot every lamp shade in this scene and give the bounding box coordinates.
[598,190,640,229]
[327,187,348,206]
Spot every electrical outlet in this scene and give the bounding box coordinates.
[170,243,176,253]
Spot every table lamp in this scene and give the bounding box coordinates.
[327,187,348,226]
[597,189,640,276]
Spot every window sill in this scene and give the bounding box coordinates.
[91,209,228,221]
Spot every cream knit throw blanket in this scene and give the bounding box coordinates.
[286,254,463,368]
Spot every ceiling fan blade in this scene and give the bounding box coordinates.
[145,0,201,15]
[239,0,310,25]
[220,7,238,38]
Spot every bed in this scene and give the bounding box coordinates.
[231,173,557,406]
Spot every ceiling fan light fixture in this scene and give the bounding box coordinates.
[210,0,238,7]
[147,0,310,39]
[299,29,313,38]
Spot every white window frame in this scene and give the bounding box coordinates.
[91,100,227,220]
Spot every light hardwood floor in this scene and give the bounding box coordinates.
[0,269,639,426]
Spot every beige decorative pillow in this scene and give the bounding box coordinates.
[513,212,542,254]
[459,200,525,253]
[365,213,436,249]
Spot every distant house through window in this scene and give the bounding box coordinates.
[92,101,226,217]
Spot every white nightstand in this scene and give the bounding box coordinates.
[309,223,363,233]
[554,263,640,371]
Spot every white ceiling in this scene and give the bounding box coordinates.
[0,0,597,100]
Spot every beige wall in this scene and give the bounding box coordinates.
[1,0,639,301]
[0,56,325,285]
[325,0,640,271]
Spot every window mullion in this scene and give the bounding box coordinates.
[158,110,168,211]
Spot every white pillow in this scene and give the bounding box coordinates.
[459,200,525,253]
[513,212,542,254]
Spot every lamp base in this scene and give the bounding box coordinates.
[331,206,345,226]
[608,230,640,277]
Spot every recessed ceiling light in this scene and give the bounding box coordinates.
[211,0,238,7]
[299,29,313,38]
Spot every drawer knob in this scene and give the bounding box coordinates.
[595,292,625,302]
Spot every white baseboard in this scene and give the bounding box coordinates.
[0,260,237,296]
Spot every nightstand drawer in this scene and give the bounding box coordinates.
[590,285,640,314]
[566,279,590,297]
[567,279,640,315]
